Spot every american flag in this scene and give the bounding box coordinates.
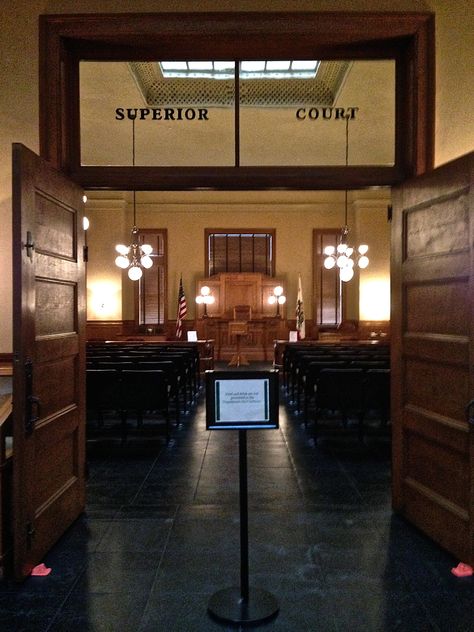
[175,275,187,339]
[296,274,305,340]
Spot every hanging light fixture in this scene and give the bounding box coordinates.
[114,121,153,281]
[323,116,369,282]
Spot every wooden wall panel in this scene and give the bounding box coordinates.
[406,431,469,509]
[35,191,75,259]
[405,188,469,258]
[405,281,469,335]
[36,280,76,336]
[405,358,469,420]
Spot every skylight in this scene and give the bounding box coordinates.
[159,61,320,80]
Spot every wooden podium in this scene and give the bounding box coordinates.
[228,321,249,366]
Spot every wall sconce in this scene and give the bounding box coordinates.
[268,285,286,317]
[196,285,215,318]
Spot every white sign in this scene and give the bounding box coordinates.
[187,330,198,341]
[215,378,269,423]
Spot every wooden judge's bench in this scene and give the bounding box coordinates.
[195,273,289,362]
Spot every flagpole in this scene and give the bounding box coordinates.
[176,274,187,340]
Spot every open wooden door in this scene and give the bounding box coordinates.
[391,152,474,564]
[12,144,86,579]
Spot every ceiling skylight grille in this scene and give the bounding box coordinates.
[129,61,351,107]
[159,61,320,80]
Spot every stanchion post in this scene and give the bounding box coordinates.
[239,429,249,603]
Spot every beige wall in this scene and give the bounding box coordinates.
[0,0,473,350]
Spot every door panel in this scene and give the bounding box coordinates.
[391,151,474,564]
[12,144,86,579]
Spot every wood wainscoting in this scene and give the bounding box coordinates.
[86,320,186,341]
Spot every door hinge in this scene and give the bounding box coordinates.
[23,230,35,259]
[466,399,474,427]
[26,522,36,549]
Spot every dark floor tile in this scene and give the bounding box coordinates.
[0,592,63,632]
[417,588,474,631]
[49,590,149,632]
[73,551,158,594]
[1,394,468,631]
[95,518,173,553]
[326,587,435,632]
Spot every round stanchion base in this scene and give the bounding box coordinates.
[208,586,279,625]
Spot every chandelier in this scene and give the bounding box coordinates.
[323,116,369,282]
[114,121,153,281]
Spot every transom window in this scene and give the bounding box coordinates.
[206,230,275,276]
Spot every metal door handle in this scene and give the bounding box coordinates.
[465,399,474,426]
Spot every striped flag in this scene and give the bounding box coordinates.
[296,274,305,340]
[175,275,187,339]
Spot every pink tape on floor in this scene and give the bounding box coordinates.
[451,563,473,577]
[30,563,52,576]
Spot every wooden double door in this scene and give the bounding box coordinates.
[10,145,474,579]
[12,144,86,579]
[391,152,474,564]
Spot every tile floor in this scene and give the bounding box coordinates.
[1,365,473,631]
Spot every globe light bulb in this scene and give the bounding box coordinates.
[278,295,286,305]
[141,244,153,255]
[358,244,369,255]
[115,255,129,269]
[201,286,211,296]
[268,295,276,305]
[196,296,203,304]
[358,255,369,269]
[82,216,90,231]
[324,245,335,256]
[115,244,129,255]
[128,265,143,281]
[340,266,354,282]
[324,257,336,270]
[337,243,347,254]
[274,285,283,297]
[337,255,348,268]
[140,255,153,269]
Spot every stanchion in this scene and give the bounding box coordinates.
[208,430,279,625]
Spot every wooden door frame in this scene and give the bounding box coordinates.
[39,11,434,191]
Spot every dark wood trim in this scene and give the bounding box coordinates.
[0,354,13,378]
[39,11,435,190]
[70,166,405,192]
